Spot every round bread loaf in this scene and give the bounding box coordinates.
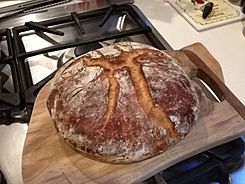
[47,42,200,163]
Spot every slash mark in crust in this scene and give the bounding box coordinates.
[83,48,177,138]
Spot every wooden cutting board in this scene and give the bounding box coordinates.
[22,43,245,184]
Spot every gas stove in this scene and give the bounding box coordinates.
[0,1,244,183]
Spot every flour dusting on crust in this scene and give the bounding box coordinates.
[47,42,200,163]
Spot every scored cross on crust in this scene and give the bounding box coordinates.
[83,49,178,139]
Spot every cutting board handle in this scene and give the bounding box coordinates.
[181,42,224,82]
[181,45,245,120]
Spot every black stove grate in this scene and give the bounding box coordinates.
[0,29,26,124]
[12,4,171,118]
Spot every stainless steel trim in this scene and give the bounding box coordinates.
[0,0,62,14]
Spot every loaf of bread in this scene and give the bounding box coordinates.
[47,42,200,163]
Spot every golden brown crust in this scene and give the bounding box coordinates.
[47,42,200,163]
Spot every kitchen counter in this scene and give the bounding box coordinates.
[135,0,245,105]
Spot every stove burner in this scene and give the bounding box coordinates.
[74,42,103,57]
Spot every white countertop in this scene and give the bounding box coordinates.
[135,0,245,105]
